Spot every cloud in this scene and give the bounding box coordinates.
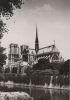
[35,4,54,12]
[47,0,70,11]
[25,3,55,16]
[23,0,70,11]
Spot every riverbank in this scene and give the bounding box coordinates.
[0,81,70,91]
[0,92,33,100]
[0,73,69,91]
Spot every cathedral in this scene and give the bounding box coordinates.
[8,25,64,70]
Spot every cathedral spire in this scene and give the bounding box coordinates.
[54,40,55,46]
[35,25,39,54]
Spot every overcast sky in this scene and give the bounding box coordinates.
[2,0,70,60]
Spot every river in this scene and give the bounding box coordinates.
[0,84,69,100]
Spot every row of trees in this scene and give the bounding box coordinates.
[0,0,23,72]
[32,58,70,74]
[59,59,70,74]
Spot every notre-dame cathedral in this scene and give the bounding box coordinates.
[8,25,64,69]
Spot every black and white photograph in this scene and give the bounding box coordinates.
[0,0,70,100]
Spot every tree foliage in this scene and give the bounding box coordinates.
[12,67,18,73]
[33,58,53,70]
[59,59,70,74]
[0,0,23,36]
[0,46,7,72]
[0,0,23,35]
[0,0,23,17]
[0,20,7,38]
[0,20,8,72]
[33,58,69,75]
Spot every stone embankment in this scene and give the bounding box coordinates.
[0,92,33,100]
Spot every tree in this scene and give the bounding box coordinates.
[33,58,50,70]
[0,0,23,38]
[0,0,23,72]
[59,59,70,74]
[0,0,23,34]
[0,20,7,38]
[0,20,7,72]
[0,0,23,36]
[0,46,7,72]
[0,0,23,17]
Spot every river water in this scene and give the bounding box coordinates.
[0,84,69,100]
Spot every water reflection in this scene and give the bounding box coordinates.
[29,88,69,100]
[0,84,69,100]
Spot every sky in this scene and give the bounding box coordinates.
[1,0,70,60]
